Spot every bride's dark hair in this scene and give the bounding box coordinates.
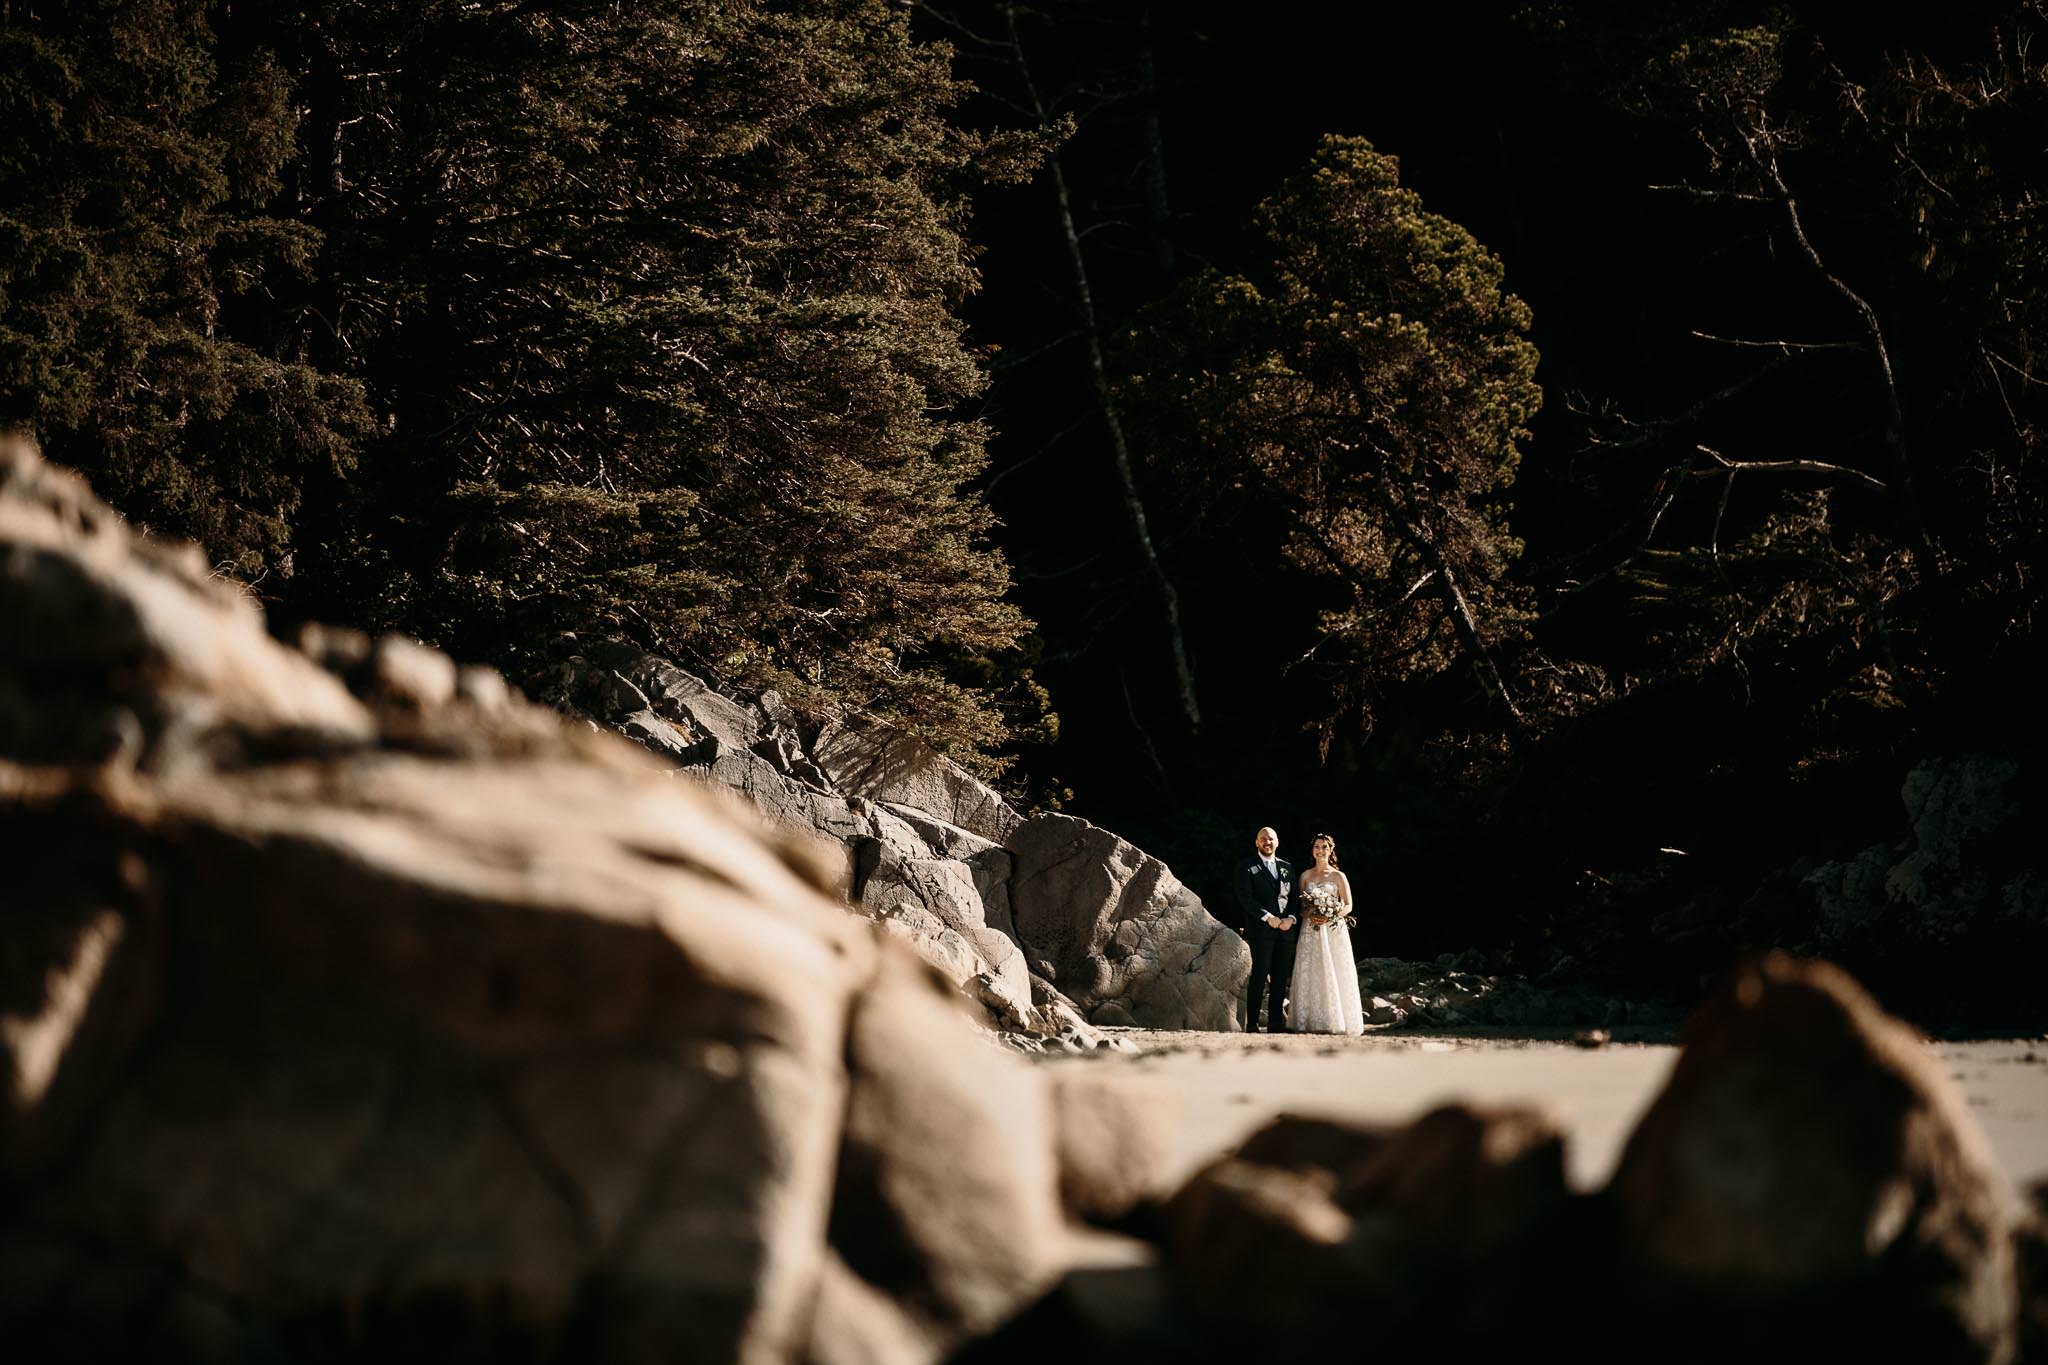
[1313,833,1339,870]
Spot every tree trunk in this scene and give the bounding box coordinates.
[1004,3,1202,735]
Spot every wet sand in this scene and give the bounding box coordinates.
[1040,1029,2048,1210]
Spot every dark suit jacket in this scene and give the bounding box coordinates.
[1233,855,1296,935]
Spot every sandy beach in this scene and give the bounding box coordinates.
[1042,1030,2048,1211]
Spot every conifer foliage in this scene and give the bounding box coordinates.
[1120,136,1542,731]
[0,0,372,578]
[0,0,1040,763]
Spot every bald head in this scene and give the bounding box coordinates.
[1253,827,1277,857]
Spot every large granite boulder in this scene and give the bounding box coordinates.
[0,440,1090,1362]
[1008,813,1249,1030]
[1607,951,2016,1362]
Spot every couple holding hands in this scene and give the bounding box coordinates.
[1233,827,1366,1034]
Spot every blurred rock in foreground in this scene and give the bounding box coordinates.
[0,440,1160,1362]
[981,953,2030,1364]
[1609,951,2016,1362]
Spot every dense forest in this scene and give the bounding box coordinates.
[3,1,2042,1017]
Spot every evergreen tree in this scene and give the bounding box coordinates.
[1,1,1044,766]
[1120,136,1542,733]
[257,0,1041,762]
[0,0,371,579]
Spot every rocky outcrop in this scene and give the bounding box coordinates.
[814,714,1021,845]
[535,641,1247,1038]
[1805,756,2044,953]
[1009,814,1249,1031]
[0,441,1118,1362]
[1609,951,2016,1361]
[1354,953,1683,1031]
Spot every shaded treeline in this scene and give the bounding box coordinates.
[0,0,1049,769]
[930,0,2046,1015]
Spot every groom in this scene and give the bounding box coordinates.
[1233,826,1298,1032]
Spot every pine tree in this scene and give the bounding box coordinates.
[1120,135,1542,731]
[259,0,1040,761]
[0,0,370,580]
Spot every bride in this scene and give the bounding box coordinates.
[1289,833,1365,1034]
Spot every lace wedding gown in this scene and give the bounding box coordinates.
[1289,880,1365,1034]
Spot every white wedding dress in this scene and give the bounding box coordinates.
[1288,877,1365,1034]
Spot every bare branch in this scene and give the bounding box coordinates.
[1981,345,2031,455]
[1076,218,1141,242]
[1689,329,1862,353]
[1831,60,1959,207]
[1648,181,1774,204]
[1695,443,1888,492]
[989,327,1084,372]
[1118,667,1175,799]
[1710,468,1735,566]
[1574,354,1796,452]
[1985,347,2048,389]
[1549,455,1694,597]
[1729,113,1934,563]
[912,2,1014,52]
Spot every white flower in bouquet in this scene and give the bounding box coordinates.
[1299,882,1348,928]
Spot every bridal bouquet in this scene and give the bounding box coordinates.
[1299,883,1349,929]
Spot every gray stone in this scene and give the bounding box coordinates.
[368,633,458,709]
[581,638,763,750]
[1047,1072,1177,1223]
[698,742,872,849]
[813,714,1021,844]
[832,948,1071,1346]
[882,801,1002,861]
[0,441,372,769]
[1007,812,1249,1031]
[454,664,511,712]
[1807,756,2040,952]
[861,855,1037,1032]
[615,708,698,763]
[538,650,1124,1048]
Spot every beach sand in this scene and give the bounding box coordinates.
[1040,1029,2048,1211]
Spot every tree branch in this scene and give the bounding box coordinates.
[1730,113,1938,568]
[1695,442,1889,492]
[1689,329,1862,353]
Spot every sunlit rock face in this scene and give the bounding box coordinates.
[535,640,1248,1039]
[1007,813,1250,1032]
[0,440,1108,1363]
